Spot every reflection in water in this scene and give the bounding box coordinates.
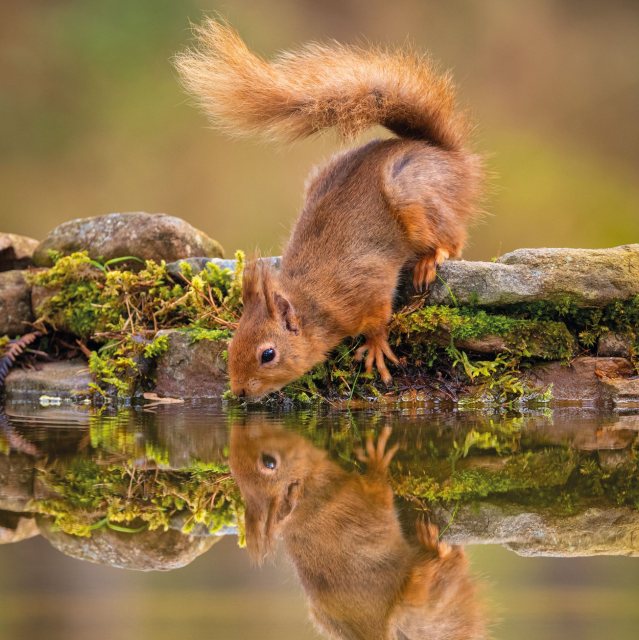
[230,421,486,639]
[1,404,639,637]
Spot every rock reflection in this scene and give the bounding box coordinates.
[230,421,487,640]
[1,405,638,575]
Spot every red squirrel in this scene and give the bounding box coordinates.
[229,422,487,640]
[176,21,483,398]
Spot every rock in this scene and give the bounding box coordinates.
[0,233,39,271]
[526,357,636,406]
[0,454,35,512]
[163,246,639,309]
[154,330,228,399]
[38,517,219,570]
[600,376,639,405]
[0,511,39,544]
[0,270,33,336]
[166,256,280,280]
[433,502,639,557]
[427,244,639,307]
[4,360,91,401]
[33,212,224,267]
[598,332,635,358]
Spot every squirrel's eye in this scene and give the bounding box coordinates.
[261,348,276,364]
[261,454,278,470]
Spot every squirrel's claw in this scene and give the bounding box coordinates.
[413,248,450,293]
[355,334,399,385]
[356,426,399,473]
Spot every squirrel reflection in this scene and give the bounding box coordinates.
[230,423,487,640]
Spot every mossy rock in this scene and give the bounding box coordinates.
[391,305,576,360]
[33,212,224,267]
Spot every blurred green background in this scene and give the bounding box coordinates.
[1,0,637,259]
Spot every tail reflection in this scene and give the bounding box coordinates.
[230,422,487,640]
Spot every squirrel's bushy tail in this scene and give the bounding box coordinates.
[175,20,470,150]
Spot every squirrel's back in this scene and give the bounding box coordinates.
[175,19,471,150]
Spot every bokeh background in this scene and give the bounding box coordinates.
[1,536,639,640]
[1,0,637,259]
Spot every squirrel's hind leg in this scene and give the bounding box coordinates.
[383,150,466,293]
[413,248,449,293]
[415,517,453,558]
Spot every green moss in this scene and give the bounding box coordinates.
[143,333,169,358]
[180,327,231,343]
[273,305,572,406]
[508,294,639,355]
[89,348,139,398]
[30,252,119,337]
[391,305,575,361]
[30,250,245,398]
[31,457,242,538]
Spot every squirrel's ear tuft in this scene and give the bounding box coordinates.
[243,502,270,565]
[242,260,276,315]
[241,260,261,306]
[273,292,300,334]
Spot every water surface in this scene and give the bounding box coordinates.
[1,401,638,639]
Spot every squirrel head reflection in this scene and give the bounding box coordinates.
[230,422,487,640]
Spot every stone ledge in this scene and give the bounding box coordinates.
[168,245,639,308]
[4,360,91,401]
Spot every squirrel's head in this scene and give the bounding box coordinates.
[229,420,327,563]
[228,261,320,400]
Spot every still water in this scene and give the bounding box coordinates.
[1,401,638,640]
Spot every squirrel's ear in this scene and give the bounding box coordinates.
[273,292,300,334]
[244,488,299,565]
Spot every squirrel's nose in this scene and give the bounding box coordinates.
[237,388,246,398]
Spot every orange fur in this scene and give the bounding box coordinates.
[176,21,484,398]
[230,422,488,639]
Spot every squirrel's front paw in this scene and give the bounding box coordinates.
[356,426,399,474]
[355,334,399,384]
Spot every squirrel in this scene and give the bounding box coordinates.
[176,21,484,399]
[229,422,487,639]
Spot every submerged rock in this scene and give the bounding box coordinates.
[154,330,228,399]
[38,517,219,570]
[0,233,39,271]
[0,270,33,336]
[33,212,224,267]
[427,244,639,307]
[4,360,91,401]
